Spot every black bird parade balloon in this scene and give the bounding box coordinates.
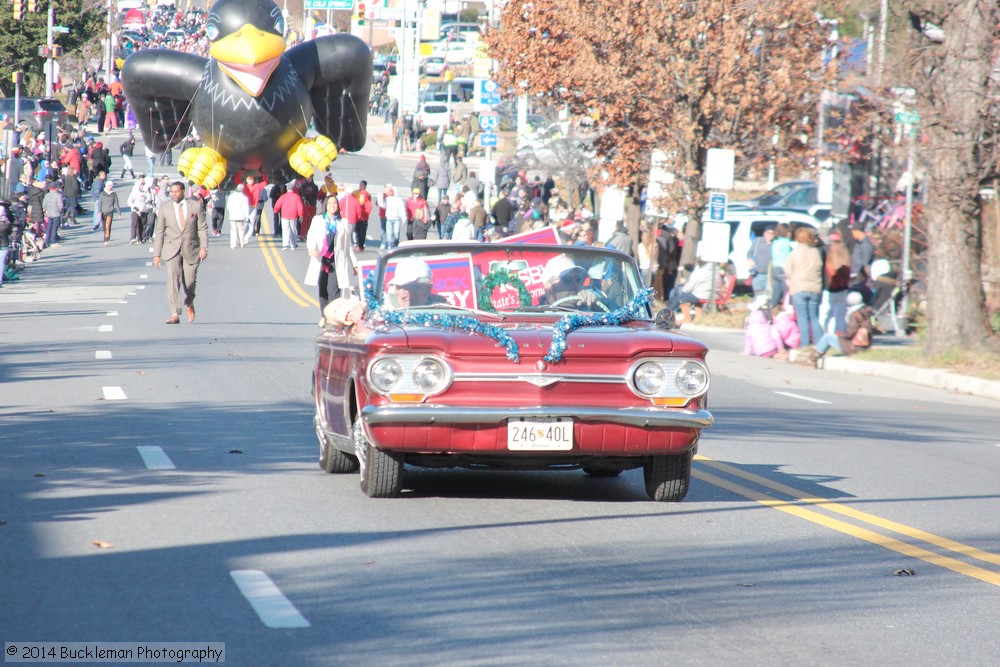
[121,0,372,188]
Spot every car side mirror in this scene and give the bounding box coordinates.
[654,308,677,330]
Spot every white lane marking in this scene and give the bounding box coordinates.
[106,311,118,317]
[230,570,311,629]
[120,299,128,304]
[128,292,136,296]
[102,386,127,400]
[99,324,113,332]
[95,351,112,360]
[137,285,145,290]
[773,390,832,405]
[140,274,148,279]
[137,446,176,470]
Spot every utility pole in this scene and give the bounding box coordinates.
[106,0,115,80]
[45,2,55,97]
[876,0,888,87]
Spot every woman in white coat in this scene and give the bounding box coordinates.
[305,196,358,325]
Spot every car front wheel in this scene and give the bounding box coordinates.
[354,420,403,498]
[316,414,359,473]
[643,452,692,502]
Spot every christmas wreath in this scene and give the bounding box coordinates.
[477,268,532,313]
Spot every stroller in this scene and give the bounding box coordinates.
[19,226,43,264]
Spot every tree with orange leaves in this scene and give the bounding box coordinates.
[486,0,837,267]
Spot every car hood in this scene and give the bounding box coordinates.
[369,321,708,360]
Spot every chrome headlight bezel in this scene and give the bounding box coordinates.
[367,355,454,400]
[626,358,711,402]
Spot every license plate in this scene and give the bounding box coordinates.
[507,417,573,451]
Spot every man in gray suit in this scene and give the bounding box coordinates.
[153,181,209,324]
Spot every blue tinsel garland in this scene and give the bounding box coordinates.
[543,287,653,363]
[363,274,653,365]
[364,273,521,361]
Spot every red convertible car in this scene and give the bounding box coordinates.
[313,243,713,501]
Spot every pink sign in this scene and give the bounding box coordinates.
[498,226,561,246]
[374,255,478,309]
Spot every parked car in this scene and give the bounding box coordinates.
[0,97,69,133]
[733,180,818,210]
[422,56,447,76]
[313,243,714,500]
[415,102,452,132]
[674,208,822,281]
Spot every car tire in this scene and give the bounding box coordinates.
[354,420,403,498]
[582,467,622,478]
[643,452,692,502]
[315,414,358,474]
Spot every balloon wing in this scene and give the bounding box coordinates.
[121,49,208,154]
[285,34,373,152]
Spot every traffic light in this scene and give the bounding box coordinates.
[357,3,365,26]
[13,0,24,20]
[27,0,37,12]
[51,45,62,57]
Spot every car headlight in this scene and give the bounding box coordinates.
[367,355,453,401]
[370,358,403,392]
[627,358,710,404]
[633,362,667,395]
[413,358,447,393]
[676,362,710,396]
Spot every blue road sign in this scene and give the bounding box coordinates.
[708,192,727,222]
[480,132,498,147]
[480,80,501,106]
[478,111,499,132]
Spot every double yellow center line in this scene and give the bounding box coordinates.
[695,455,1000,587]
[255,218,319,309]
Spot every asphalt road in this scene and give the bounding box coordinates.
[2,133,1000,666]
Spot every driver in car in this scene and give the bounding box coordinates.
[538,254,610,310]
[385,257,448,309]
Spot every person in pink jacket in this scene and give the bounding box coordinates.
[743,294,783,358]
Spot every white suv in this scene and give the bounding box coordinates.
[415,102,452,133]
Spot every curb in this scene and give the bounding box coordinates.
[680,323,1000,403]
[819,355,1000,402]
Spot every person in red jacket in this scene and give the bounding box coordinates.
[405,188,429,242]
[338,182,362,228]
[272,186,305,250]
[351,180,372,251]
[243,173,269,237]
[60,145,81,175]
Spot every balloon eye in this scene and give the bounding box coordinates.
[205,24,219,41]
[274,18,285,34]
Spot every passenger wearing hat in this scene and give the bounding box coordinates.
[384,257,447,309]
[538,254,608,310]
[809,291,874,364]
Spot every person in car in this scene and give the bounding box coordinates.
[538,254,610,310]
[385,258,447,309]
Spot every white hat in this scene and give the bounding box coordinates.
[847,292,865,312]
[389,258,432,287]
[870,258,891,279]
[749,293,770,311]
[541,254,586,287]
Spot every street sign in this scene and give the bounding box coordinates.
[303,0,352,9]
[708,192,727,222]
[479,80,501,106]
[894,110,920,125]
[53,25,70,34]
[480,132,497,148]
[478,111,499,132]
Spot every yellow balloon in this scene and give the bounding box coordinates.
[203,162,226,189]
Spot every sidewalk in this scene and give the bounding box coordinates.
[681,323,1000,402]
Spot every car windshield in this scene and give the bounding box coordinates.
[368,244,648,316]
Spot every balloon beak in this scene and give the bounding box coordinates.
[210,25,286,97]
